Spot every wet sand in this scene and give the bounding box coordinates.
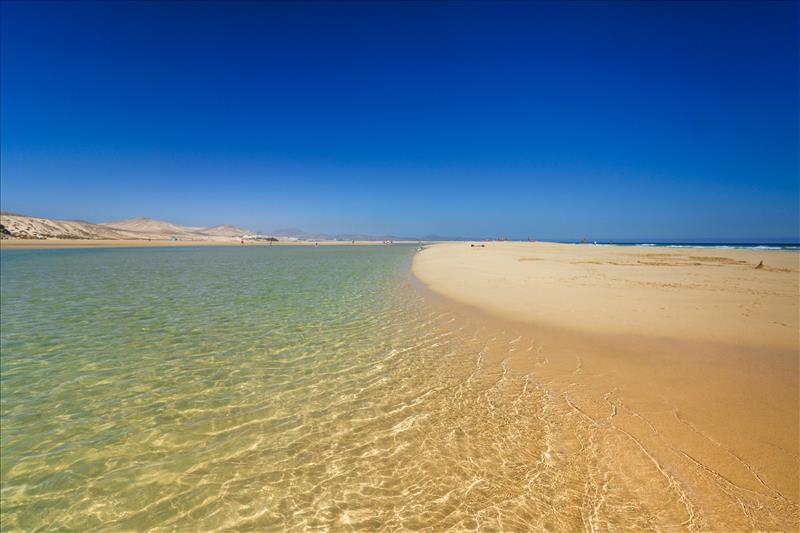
[413,241,799,530]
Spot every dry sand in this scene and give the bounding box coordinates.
[414,242,798,350]
[413,241,799,530]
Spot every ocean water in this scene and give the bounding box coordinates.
[573,242,800,250]
[589,241,800,250]
[1,245,565,531]
[621,242,799,250]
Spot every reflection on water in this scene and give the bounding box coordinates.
[1,246,796,531]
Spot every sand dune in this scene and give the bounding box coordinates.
[100,216,201,235]
[1,213,254,242]
[102,217,255,238]
[0,213,141,240]
[196,224,254,237]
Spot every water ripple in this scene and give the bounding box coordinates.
[3,246,786,531]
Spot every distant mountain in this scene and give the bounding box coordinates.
[103,217,255,238]
[197,225,255,237]
[101,217,198,235]
[1,213,256,241]
[1,212,460,243]
[1,213,140,240]
[283,232,430,242]
[269,227,461,242]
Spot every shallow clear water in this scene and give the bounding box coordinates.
[1,246,556,531]
[4,245,796,531]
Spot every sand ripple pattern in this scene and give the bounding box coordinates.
[0,246,535,531]
[2,246,795,531]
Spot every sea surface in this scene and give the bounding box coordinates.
[552,241,799,250]
[600,242,800,250]
[1,245,560,531]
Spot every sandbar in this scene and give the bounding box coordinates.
[413,241,799,529]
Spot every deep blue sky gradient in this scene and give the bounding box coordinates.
[1,1,798,240]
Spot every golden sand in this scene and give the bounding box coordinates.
[413,241,799,530]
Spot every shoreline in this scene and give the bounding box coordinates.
[411,241,799,528]
[3,237,796,252]
[0,239,419,250]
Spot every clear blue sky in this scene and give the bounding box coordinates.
[1,1,797,241]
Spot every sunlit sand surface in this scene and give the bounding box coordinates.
[2,244,798,530]
[415,242,799,530]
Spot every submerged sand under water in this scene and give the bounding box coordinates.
[411,297,799,531]
[1,245,797,531]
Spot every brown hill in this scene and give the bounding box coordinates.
[101,217,199,235]
[0,213,141,240]
[1,213,255,241]
[196,225,254,237]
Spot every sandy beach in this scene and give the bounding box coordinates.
[414,242,798,350]
[413,241,800,529]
